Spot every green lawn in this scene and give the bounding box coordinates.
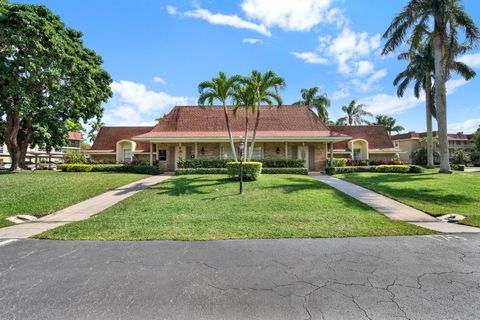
[38,174,430,240]
[0,171,149,228]
[337,170,480,227]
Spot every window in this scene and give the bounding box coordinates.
[67,140,80,148]
[220,146,236,160]
[251,147,262,160]
[158,149,167,161]
[123,149,132,163]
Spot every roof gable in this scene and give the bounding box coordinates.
[91,126,154,152]
[329,125,395,150]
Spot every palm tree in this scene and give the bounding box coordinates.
[292,87,330,122]
[232,84,256,161]
[374,115,405,136]
[341,100,373,125]
[87,117,104,142]
[382,0,480,173]
[394,40,475,167]
[198,72,241,161]
[335,118,347,125]
[242,70,286,161]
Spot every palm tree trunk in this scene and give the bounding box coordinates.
[433,30,450,173]
[243,109,249,162]
[248,103,261,161]
[425,76,434,168]
[223,103,237,161]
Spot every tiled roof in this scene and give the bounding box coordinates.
[391,131,474,141]
[68,131,83,141]
[90,126,154,152]
[134,106,336,139]
[329,125,396,151]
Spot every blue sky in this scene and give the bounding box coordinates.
[21,0,480,134]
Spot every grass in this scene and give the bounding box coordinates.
[38,174,430,240]
[0,171,149,228]
[336,169,480,227]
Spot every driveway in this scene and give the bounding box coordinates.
[1,235,480,320]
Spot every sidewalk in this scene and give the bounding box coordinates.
[311,174,480,234]
[0,174,172,239]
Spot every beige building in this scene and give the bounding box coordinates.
[85,106,400,172]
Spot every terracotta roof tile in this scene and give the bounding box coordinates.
[91,126,154,152]
[68,131,83,141]
[391,131,474,141]
[329,125,396,151]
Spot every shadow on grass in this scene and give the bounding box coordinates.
[153,176,233,196]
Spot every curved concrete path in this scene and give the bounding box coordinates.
[0,174,172,239]
[311,174,480,234]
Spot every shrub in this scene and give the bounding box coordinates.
[470,152,480,166]
[346,159,369,166]
[177,159,229,168]
[175,168,228,175]
[451,164,465,171]
[63,150,84,164]
[333,158,348,167]
[260,159,305,168]
[61,164,92,172]
[451,150,470,165]
[408,165,424,173]
[325,167,335,175]
[90,164,160,175]
[227,162,262,180]
[262,167,308,174]
[375,165,410,173]
[90,164,126,172]
[128,159,150,166]
[369,159,406,166]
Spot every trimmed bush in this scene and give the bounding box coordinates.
[227,162,262,180]
[326,165,423,175]
[451,164,465,171]
[451,150,470,165]
[346,159,369,166]
[90,164,159,175]
[375,165,410,173]
[260,159,305,168]
[91,164,126,172]
[333,158,348,167]
[369,159,407,166]
[175,168,228,175]
[177,159,229,168]
[61,164,93,172]
[408,165,424,173]
[262,167,308,175]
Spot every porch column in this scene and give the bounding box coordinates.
[285,142,288,159]
[155,144,159,161]
[149,142,153,165]
[329,142,334,167]
[194,142,198,159]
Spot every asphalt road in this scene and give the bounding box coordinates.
[1,235,480,320]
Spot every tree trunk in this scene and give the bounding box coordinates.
[425,75,434,168]
[18,120,33,170]
[5,109,22,171]
[223,103,237,161]
[248,104,261,161]
[243,109,249,162]
[433,30,450,173]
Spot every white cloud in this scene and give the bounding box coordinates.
[110,80,195,114]
[184,8,271,37]
[332,84,350,100]
[449,118,480,133]
[166,5,177,15]
[458,52,480,68]
[243,38,262,44]
[290,51,328,64]
[446,78,468,94]
[356,61,375,77]
[241,0,334,32]
[351,68,387,92]
[360,91,423,115]
[152,77,166,84]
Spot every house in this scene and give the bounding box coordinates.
[0,131,83,164]
[391,131,475,163]
[85,106,400,171]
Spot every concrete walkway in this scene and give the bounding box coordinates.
[311,174,480,234]
[0,174,172,239]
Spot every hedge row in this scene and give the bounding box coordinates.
[61,164,160,175]
[176,168,228,175]
[177,158,306,169]
[262,167,308,174]
[227,162,262,181]
[332,158,406,167]
[326,165,423,175]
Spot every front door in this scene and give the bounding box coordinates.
[167,146,176,171]
[297,146,309,169]
[308,146,316,171]
[123,149,132,163]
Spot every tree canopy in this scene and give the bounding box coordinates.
[0,2,112,170]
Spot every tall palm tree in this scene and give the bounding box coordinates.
[394,40,475,167]
[374,114,405,136]
[382,0,480,173]
[232,84,255,161]
[198,72,241,161]
[242,70,286,161]
[341,100,373,125]
[87,117,104,142]
[292,87,331,122]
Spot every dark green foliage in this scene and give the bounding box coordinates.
[177,159,229,168]
[451,164,465,171]
[408,165,424,173]
[375,165,411,173]
[63,150,84,164]
[91,164,159,175]
[227,162,262,180]
[61,164,93,172]
[261,168,308,175]
[326,165,422,175]
[175,168,228,175]
[451,150,470,165]
[333,158,348,167]
[260,159,305,168]
[411,147,428,165]
[470,152,480,166]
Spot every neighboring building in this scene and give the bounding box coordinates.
[391,131,475,163]
[0,132,83,164]
[86,106,400,172]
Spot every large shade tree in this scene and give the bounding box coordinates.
[374,115,405,136]
[198,72,241,161]
[0,3,112,171]
[292,87,330,122]
[338,100,373,125]
[241,70,285,161]
[382,0,480,173]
